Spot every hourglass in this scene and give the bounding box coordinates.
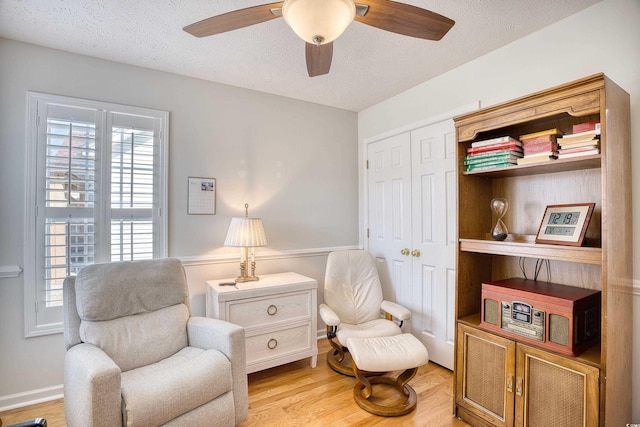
[490,198,508,241]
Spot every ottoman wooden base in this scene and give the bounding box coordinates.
[347,334,429,417]
[326,342,355,376]
[352,364,419,416]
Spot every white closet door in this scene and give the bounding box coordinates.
[365,119,457,370]
[366,132,412,304]
[410,120,457,370]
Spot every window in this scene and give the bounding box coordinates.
[24,92,168,337]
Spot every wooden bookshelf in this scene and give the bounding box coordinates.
[453,74,632,427]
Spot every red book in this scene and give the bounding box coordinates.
[524,141,558,155]
[572,121,600,134]
[471,136,519,148]
[522,134,557,145]
[467,142,522,155]
[559,145,600,155]
[557,148,600,159]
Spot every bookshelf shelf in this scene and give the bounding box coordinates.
[459,237,602,264]
[453,74,632,427]
[462,154,601,177]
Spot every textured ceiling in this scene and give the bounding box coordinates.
[0,0,601,111]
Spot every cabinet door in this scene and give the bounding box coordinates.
[515,344,599,427]
[456,324,516,427]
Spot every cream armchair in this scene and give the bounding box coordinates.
[63,258,248,427]
[319,250,411,375]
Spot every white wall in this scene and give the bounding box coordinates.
[0,38,359,408]
[359,0,640,422]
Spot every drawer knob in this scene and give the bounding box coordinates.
[267,304,278,316]
[267,338,278,349]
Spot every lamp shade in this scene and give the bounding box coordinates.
[282,0,356,45]
[224,217,268,247]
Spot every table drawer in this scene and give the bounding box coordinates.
[228,291,311,328]
[245,323,312,365]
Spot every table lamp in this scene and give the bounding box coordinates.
[224,203,268,282]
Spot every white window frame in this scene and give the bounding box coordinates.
[24,92,168,337]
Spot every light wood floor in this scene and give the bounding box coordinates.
[0,340,469,426]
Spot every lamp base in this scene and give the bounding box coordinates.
[235,275,260,283]
[235,260,260,283]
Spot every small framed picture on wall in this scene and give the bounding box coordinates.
[187,177,216,215]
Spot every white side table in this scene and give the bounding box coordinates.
[206,272,318,374]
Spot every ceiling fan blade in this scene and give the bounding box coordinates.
[184,2,284,37]
[305,42,333,77]
[355,0,454,41]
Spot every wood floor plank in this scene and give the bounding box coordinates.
[0,340,469,426]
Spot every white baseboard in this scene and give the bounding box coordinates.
[0,384,63,412]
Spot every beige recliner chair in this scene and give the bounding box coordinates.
[319,250,412,376]
[63,258,248,427]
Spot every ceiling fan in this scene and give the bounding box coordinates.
[183,0,455,77]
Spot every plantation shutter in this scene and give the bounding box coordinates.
[37,103,100,326]
[25,92,168,336]
[109,113,162,261]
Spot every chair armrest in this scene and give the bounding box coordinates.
[381,300,411,321]
[319,304,341,326]
[187,317,248,423]
[64,343,122,427]
[187,317,246,358]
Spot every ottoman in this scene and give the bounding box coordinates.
[346,334,429,416]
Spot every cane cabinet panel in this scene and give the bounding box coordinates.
[457,324,599,427]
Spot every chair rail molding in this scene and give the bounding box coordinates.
[179,245,360,267]
[0,265,22,279]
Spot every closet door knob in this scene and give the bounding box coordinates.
[401,248,410,256]
[411,249,421,257]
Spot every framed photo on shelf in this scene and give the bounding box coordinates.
[535,203,595,246]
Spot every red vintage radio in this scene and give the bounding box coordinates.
[480,278,600,356]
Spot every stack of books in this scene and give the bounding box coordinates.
[516,129,561,165]
[464,136,523,171]
[556,122,600,159]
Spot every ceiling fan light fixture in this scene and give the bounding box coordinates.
[282,0,356,45]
